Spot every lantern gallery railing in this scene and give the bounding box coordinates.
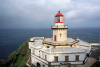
[51,25,68,29]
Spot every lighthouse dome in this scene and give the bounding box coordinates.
[55,11,63,17]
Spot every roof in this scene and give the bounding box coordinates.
[33,40,43,48]
[78,39,90,46]
[44,37,75,43]
[55,11,63,17]
[46,47,86,53]
[30,37,44,41]
[33,37,44,41]
[30,38,90,54]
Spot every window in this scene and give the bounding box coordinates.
[45,55,47,60]
[54,56,58,62]
[55,17,60,22]
[65,56,69,61]
[57,17,60,22]
[47,46,49,48]
[39,51,40,57]
[75,55,79,61]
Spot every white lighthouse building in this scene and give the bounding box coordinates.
[28,11,91,67]
[52,11,67,42]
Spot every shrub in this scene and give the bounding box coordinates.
[42,64,45,67]
[24,55,29,61]
[0,60,6,67]
[8,51,19,63]
[20,39,29,56]
[60,62,64,65]
[60,62,71,66]
[14,56,23,66]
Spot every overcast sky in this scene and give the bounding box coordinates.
[0,0,100,29]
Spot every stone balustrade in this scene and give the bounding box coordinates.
[43,37,79,47]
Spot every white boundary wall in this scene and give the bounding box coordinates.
[90,43,100,46]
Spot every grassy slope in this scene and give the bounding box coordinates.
[6,39,30,67]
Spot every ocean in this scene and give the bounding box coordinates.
[0,28,100,61]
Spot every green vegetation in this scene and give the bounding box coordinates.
[50,65,61,67]
[0,60,6,67]
[14,56,23,66]
[88,41,99,43]
[0,39,30,67]
[50,62,71,67]
[42,64,45,67]
[24,55,29,62]
[60,62,71,67]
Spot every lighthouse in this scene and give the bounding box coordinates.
[29,10,91,67]
[52,11,68,42]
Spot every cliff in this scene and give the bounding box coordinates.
[0,39,31,67]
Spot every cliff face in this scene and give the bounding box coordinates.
[0,39,30,67]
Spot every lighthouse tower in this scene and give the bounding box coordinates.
[52,11,68,42]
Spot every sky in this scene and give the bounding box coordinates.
[0,0,100,29]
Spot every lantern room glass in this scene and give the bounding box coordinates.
[55,16,60,22]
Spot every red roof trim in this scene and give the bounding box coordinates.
[55,11,63,17]
[56,22,63,23]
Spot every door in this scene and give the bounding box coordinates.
[37,62,41,67]
[54,35,56,41]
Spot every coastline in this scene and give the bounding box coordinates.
[0,39,30,67]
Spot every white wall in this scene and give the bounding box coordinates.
[31,54,48,67]
[28,42,34,49]
[53,29,67,42]
[90,43,100,46]
[35,49,39,56]
[47,53,85,62]
[31,50,86,66]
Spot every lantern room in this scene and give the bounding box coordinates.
[55,11,64,26]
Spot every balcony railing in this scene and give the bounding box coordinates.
[51,25,68,29]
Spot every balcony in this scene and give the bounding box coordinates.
[51,25,68,29]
